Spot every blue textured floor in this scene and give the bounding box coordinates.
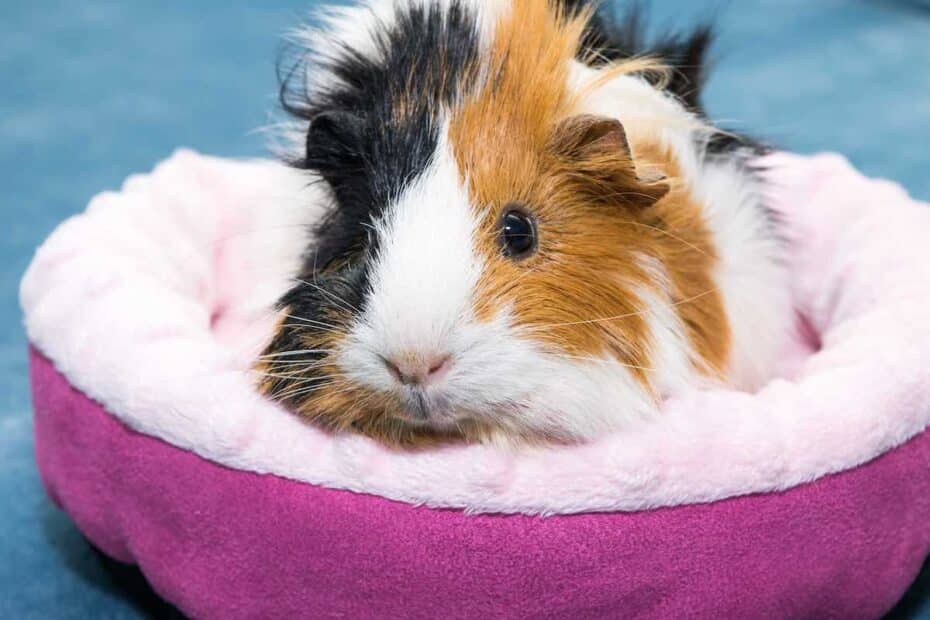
[2,1,929,617]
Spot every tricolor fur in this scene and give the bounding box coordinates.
[260,0,792,446]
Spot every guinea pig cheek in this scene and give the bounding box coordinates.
[258,307,401,432]
[471,212,658,395]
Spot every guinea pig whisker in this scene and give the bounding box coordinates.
[285,383,360,404]
[280,323,343,333]
[279,313,342,331]
[258,372,329,383]
[259,353,331,363]
[259,366,339,379]
[616,220,711,257]
[271,377,348,401]
[257,363,329,375]
[256,360,333,374]
[528,287,720,330]
[293,278,360,314]
[260,359,331,367]
[280,312,338,327]
[259,348,333,359]
[271,385,334,402]
[548,352,657,372]
[259,369,332,382]
[269,376,328,391]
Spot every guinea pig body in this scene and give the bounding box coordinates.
[259,0,793,445]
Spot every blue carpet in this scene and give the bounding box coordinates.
[1,1,928,617]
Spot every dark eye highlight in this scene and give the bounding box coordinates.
[499,208,537,259]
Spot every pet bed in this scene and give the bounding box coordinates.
[23,150,930,618]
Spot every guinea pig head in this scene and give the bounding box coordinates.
[259,1,731,445]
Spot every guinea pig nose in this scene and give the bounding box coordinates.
[382,353,452,386]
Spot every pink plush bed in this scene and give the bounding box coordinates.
[23,150,930,618]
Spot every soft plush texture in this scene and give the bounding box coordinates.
[20,149,930,514]
[30,348,930,619]
[22,149,930,617]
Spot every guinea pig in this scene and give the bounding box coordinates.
[257,0,793,446]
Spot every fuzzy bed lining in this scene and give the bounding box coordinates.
[21,149,930,514]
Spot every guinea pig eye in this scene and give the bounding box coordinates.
[499,209,537,259]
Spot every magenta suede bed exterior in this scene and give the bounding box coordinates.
[31,348,930,619]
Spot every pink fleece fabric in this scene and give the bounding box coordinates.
[23,150,930,615]
[31,348,930,618]
[20,151,930,516]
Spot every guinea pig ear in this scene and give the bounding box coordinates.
[548,114,669,208]
[304,110,365,174]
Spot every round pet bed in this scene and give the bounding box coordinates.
[23,150,930,618]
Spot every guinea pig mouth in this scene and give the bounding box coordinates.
[405,391,432,420]
[395,388,455,425]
